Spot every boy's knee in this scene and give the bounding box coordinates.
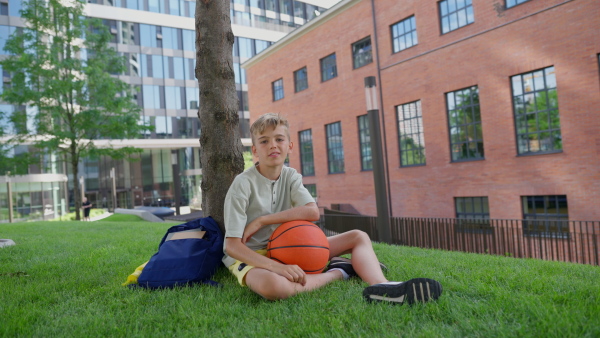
[247,271,295,301]
[347,229,371,244]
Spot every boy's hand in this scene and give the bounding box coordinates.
[242,217,263,244]
[272,263,306,285]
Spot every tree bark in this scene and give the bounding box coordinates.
[196,0,244,232]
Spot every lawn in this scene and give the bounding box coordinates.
[1,220,599,337]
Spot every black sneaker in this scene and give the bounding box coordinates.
[363,278,442,305]
[325,257,388,279]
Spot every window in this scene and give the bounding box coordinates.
[352,37,372,69]
[306,4,318,20]
[169,0,181,16]
[265,0,277,11]
[357,115,372,171]
[186,87,199,109]
[446,86,484,161]
[142,85,162,109]
[522,195,569,238]
[511,66,561,155]
[151,55,163,78]
[162,27,181,50]
[184,58,195,80]
[279,0,293,16]
[397,100,426,166]
[391,16,417,53]
[163,56,173,79]
[238,37,254,59]
[304,184,317,201]
[320,53,337,82]
[325,122,344,174]
[182,30,194,52]
[0,25,15,54]
[149,0,162,13]
[294,1,305,19]
[439,0,474,34]
[173,57,185,80]
[455,197,491,233]
[255,40,270,54]
[506,0,531,8]
[250,0,264,9]
[8,0,21,17]
[140,24,160,47]
[298,129,315,176]
[165,86,184,109]
[155,115,173,138]
[272,78,284,101]
[294,67,308,92]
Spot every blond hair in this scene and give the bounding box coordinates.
[250,113,290,144]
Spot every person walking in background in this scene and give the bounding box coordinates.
[82,197,92,221]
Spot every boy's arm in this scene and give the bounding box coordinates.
[226,237,307,285]
[241,202,319,244]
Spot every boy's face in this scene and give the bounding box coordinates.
[251,125,292,168]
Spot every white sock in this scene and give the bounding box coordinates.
[377,281,403,285]
[327,268,350,280]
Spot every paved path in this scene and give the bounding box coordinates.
[89,212,113,221]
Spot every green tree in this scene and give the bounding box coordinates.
[0,0,150,220]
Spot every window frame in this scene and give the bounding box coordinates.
[397,100,426,167]
[325,121,345,174]
[390,15,418,54]
[298,129,315,176]
[351,36,373,69]
[438,0,474,34]
[357,115,372,171]
[320,53,337,82]
[506,0,531,8]
[272,78,284,101]
[522,195,569,238]
[294,66,308,93]
[511,66,562,156]
[445,86,484,162]
[455,197,492,234]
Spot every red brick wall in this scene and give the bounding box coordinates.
[246,0,600,221]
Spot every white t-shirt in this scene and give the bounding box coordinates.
[222,164,315,267]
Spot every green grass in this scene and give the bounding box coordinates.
[100,214,145,222]
[52,208,107,221]
[1,221,599,337]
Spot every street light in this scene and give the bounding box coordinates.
[364,76,392,243]
[5,172,13,223]
[110,167,116,211]
[171,151,181,216]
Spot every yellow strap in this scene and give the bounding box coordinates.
[122,261,148,286]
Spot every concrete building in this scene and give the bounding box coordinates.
[244,0,600,224]
[0,0,339,222]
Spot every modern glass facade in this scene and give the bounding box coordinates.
[0,0,332,218]
[0,174,69,223]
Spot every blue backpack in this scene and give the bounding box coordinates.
[137,216,224,289]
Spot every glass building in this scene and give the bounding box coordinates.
[0,0,335,221]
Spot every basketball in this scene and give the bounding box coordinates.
[267,220,330,274]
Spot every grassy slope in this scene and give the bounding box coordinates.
[0,221,598,337]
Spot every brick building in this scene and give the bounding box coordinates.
[244,0,600,224]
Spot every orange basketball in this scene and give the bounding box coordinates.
[267,220,330,274]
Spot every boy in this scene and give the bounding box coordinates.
[223,113,442,304]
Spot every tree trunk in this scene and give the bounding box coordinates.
[71,152,81,221]
[196,0,244,232]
